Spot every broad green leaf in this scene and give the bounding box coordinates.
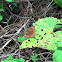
[54,0,62,7]
[20,17,62,51]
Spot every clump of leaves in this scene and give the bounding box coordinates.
[1,56,25,62]
[20,17,62,51]
[30,53,38,62]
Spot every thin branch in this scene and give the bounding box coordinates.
[0,19,29,51]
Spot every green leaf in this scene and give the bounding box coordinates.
[1,56,25,62]
[56,19,62,24]
[6,56,13,60]
[5,0,14,2]
[0,13,3,22]
[0,4,4,12]
[54,25,62,28]
[1,56,13,62]
[54,0,62,7]
[56,42,62,47]
[20,17,62,51]
[30,53,37,62]
[18,35,26,42]
[13,58,25,62]
[52,50,62,62]
[0,8,4,12]
[19,58,25,62]
[13,3,17,7]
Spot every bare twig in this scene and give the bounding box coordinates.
[0,19,29,51]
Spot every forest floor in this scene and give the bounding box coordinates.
[0,0,62,62]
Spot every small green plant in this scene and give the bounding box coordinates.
[30,53,38,62]
[18,35,26,42]
[1,56,25,62]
